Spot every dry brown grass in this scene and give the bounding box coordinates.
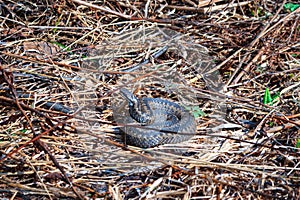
[0,0,299,199]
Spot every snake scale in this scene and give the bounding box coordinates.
[118,88,196,148]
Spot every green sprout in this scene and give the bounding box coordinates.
[185,106,206,118]
[263,88,280,105]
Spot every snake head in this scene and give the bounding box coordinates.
[120,88,152,124]
[120,88,140,107]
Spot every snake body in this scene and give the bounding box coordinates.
[119,88,196,148]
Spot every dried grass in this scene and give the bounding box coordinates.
[0,0,299,199]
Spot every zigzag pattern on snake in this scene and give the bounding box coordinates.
[118,88,196,148]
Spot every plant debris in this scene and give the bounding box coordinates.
[0,0,299,199]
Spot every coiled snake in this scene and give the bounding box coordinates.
[118,88,196,148]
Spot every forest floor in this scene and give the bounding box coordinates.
[0,0,299,199]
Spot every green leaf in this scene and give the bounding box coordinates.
[53,14,63,33]
[185,106,206,118]
[263,88,272,105]
[284,3,300,12]
[20,129,27,133]
[51,41,71,52]
[250,7,262,17]
[271,92,280,103]
[263,88,280,105]
[268,121,274,127]
[296,139,300,148]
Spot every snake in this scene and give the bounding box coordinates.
[117,88,196,148]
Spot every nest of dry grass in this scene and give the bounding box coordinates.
[0,0,299,199]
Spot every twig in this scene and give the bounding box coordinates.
[71,0,132,19]
[231,47,266,85]
[230,0,290,85]
[122,46,169,72]
[166,1,250,13]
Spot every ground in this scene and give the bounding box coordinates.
[0,0,299,199]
